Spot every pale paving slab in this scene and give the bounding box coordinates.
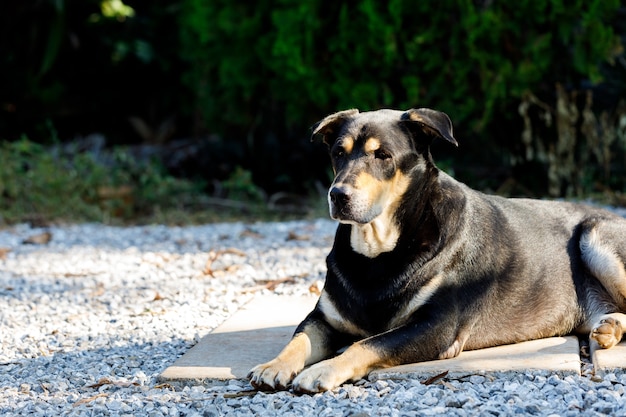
[371,336,581,380]
[160,295,318,380]
[592,341,626,376]
[160,295,588,383]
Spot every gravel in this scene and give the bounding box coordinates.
[1,218,625,416]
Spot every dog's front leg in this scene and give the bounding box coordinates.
[291,341,381,393]
[248,313,338,391]
[292,322,454,393]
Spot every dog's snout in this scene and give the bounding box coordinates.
[330,186,350,207]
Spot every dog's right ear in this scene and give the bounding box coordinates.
[311,109,359,147]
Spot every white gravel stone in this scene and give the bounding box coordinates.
[1,219,625,416]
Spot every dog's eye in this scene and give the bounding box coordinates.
[374,149,391,160]
[333,149,345,158]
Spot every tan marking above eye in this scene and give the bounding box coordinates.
[364,137,381,154]
[407,112,424,123]
[339,136,354,154]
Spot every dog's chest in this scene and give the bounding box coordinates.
[325,251,429,335]
[320,285,407,336]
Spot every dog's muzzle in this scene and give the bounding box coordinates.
[329,185,379,224]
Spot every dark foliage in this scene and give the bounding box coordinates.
[1,0,625,198]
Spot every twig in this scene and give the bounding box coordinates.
[241,277,296,293]
[73,393,109,407]
[422,371,449,385]
[203,248,247,276]
[223,390,259,398]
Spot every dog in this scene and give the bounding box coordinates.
[248,108,626,393]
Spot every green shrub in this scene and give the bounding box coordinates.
[179,0,624,196]
[0,138,101,223]
[0,138,205,224]
[2,1,624,202]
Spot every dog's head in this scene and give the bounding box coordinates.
[312,108,457,225]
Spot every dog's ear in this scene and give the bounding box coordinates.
[400,108,458,147]
[311,109,359,147]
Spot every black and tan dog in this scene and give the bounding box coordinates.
[248,108,626,393]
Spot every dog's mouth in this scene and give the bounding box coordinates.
[330,205,367,224]
[331,210,376,225]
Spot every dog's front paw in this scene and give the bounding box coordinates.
[248,359,300,391]
[292,360,348,394]
[590,317,624,349]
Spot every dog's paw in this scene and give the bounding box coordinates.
[438,338,464,360]
[590,317,624,349]
[248,359,299,391]
[291,360,348,394]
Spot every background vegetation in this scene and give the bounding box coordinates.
[1,0,625,224]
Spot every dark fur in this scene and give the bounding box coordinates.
[249,108,626,393]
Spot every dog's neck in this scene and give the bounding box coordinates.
[349,208,401,258]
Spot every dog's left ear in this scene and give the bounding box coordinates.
[311,109,359,147]
[400,108,458,147]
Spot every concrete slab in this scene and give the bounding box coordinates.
[592,340,626,375]
[160,295,585,384]
[371,336,581,380]
[159,295,318,381]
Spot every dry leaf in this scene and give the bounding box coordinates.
[286,231,310,241]
[0,248,10,259]
[223,390,259,398]
[422,371,448,385]
[87,377,139,389]
[262,277,296,291]
[239,229,262,239]
[152,292,165,301]
[90,283,105,297]
[203,248,246,276]
[22,231,52,245]
[154,383,174,390]
[86,378,114,389]
[308,281,323,295]
[242,274,308,293]
[137,308,166,316]
[73,393,108,407]
[580,344,590,359]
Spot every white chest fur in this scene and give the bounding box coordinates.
[350,215,401,258]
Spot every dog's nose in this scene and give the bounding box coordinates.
[329,186,350,208]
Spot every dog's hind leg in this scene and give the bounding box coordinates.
[438,327,472,360]
[589,313,626,349]
[579,218,626,350]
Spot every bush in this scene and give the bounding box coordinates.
[179,0,625,196]
[0,137,205,224]
[1,1,624,203]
